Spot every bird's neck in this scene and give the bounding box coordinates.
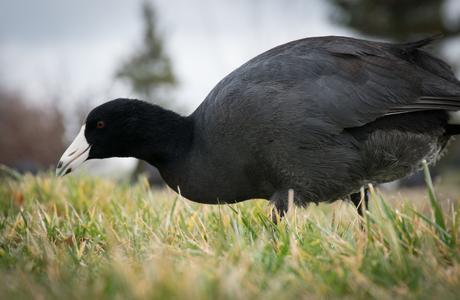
[132,107,194,168]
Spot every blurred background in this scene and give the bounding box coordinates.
[1,0,460,186]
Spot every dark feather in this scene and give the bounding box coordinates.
[387,96,460,115]
[197,36,460,132]
[395,34,442,51]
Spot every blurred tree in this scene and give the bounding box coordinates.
[328,0,460,41]
[116,1,177,183]
[117,1,176,103]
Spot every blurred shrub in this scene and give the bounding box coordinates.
[0,89,65,172]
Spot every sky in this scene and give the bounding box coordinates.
[1,0,459,176]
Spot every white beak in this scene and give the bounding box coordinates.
[56,125,91,176]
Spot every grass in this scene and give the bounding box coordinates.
[0,167,459,299]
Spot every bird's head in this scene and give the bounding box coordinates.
[56,98,187,176]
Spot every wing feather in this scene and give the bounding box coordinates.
[386,96,460,115]
[303,39,460,128]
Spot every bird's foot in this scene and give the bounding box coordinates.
[270,189,294,224]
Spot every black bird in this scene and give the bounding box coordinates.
[57,36,460,219]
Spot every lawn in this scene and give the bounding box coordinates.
[0,167,459,299]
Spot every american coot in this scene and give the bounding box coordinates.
[57,36,460,218]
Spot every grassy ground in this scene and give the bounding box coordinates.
[0,168,459,299]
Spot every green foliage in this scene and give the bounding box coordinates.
[422,161,450,244]
[0,173,459,299]
[117,1,176,103]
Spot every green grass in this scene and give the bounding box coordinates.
[0,169,459,299]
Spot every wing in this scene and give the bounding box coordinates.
[245,36,460,129]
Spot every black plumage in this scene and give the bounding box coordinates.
[58,36,460,217]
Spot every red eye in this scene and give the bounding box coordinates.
[96,121,105,129]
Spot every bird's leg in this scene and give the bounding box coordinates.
[270,190,289,224]
[350,188,369,216]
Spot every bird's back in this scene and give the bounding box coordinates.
[186,36,460,203]
[193,35,459,136]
